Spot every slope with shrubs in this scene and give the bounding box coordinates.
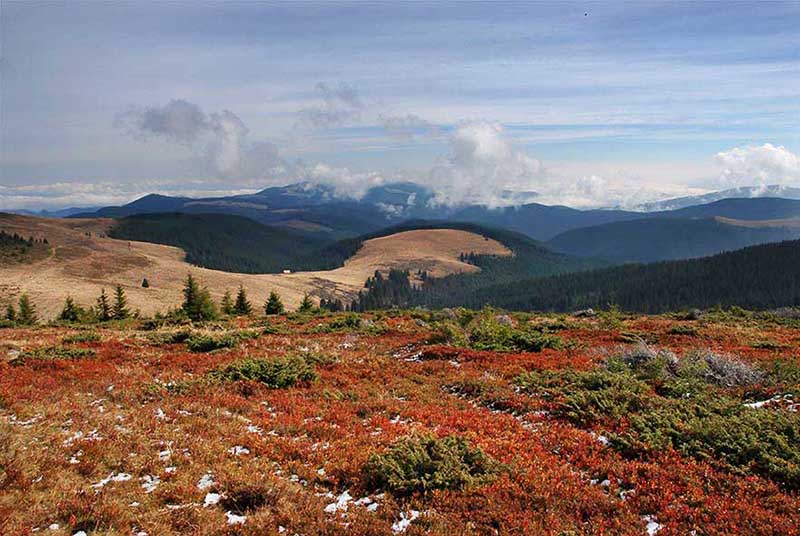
[2,309,800,534]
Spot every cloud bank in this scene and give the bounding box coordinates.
[116,100,283,180]
[714,143,800,190]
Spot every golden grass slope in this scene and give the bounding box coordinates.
[0,213,510,318]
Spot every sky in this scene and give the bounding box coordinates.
[1,0,799,210]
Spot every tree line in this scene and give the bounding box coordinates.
[2,274,325,326]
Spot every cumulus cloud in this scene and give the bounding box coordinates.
[297,82,363,128]
[427,122,547,207]
[714,143,800,189]
[116,99,281,180]
[303,163,386,200]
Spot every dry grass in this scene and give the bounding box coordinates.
[0,214,510,319]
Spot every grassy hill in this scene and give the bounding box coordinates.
[547,217,800,263]
[463,239,800,313]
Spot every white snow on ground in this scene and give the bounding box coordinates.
[225,511,247,525]
[247,424,264,435]
[155,408,167,420]
[744,394,796,411]
[63,429,102,447]
[158,449,171,461]
[228,445,250,456]
[74,532,88,536]
[643,515,663,535]
[140,475,160,493]
[324,490,352,513]
[392,510,420,533]
[203,492,221,507]
[92,472,132,489]
[197,472,215,490]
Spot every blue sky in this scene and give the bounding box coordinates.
[1,1,799,209]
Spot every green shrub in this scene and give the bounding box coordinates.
[430,313,565,352]
[515,369,652,426]
[11,345,96,365]
[311,314,386,335]
[667,324,698,336]
[61,331,101,344]
[186,332,240,352]
[184,329,259,352]
[614,396,800,490]
[363,434,500,496]
[210,356,317,388]
[146,329,193,345]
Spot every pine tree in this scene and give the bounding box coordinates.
[298,294,314,313]
[96,288,112,321]
[182,273,217,321]
[112,285,130,320]
[221,290,234,316]
[141,278,150,288]
[264,290,284,315]
[5,303,16,322]
[234,285,253,316]
[17,293,37,326]
[59,296,81,322]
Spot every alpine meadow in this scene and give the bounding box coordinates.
[2,2,799,535]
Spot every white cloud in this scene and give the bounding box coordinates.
[714,143,800,189]
[428,121,547,207]
[304,163,386,200]
[116,99,282,180]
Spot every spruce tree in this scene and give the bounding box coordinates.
[96,288,112,321]
[5,303,16,322]
[17,293,37,326]
[234,285,253,315]
[112,285,130,320]
[298,294,314,313]
[221,290,234,316]
[182,273,217,321]
[59,296,81,322]
[264,290,284,315]
[141,278,150,288]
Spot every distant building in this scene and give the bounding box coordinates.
[282,269,291,274]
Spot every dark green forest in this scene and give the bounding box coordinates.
[433,240,800,313]
[109,213,335,273]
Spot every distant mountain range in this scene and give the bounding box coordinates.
[632,185,800,211]
[547,216,800,263]
[63,181,800,241]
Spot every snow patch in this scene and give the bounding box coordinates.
[392,510,420,533]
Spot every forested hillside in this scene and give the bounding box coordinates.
[547,217,800,263]
[108,213,333,273]
[462,240,800,313]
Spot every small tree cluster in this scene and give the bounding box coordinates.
[320,297,345,312]
[182,273,217,321]
[6,293,38,326]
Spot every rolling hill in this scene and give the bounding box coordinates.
[463,239,800,313]
[546,216,800,263]
[0,213,531,319]
[452,197,800,241]
[108,213,333,273]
